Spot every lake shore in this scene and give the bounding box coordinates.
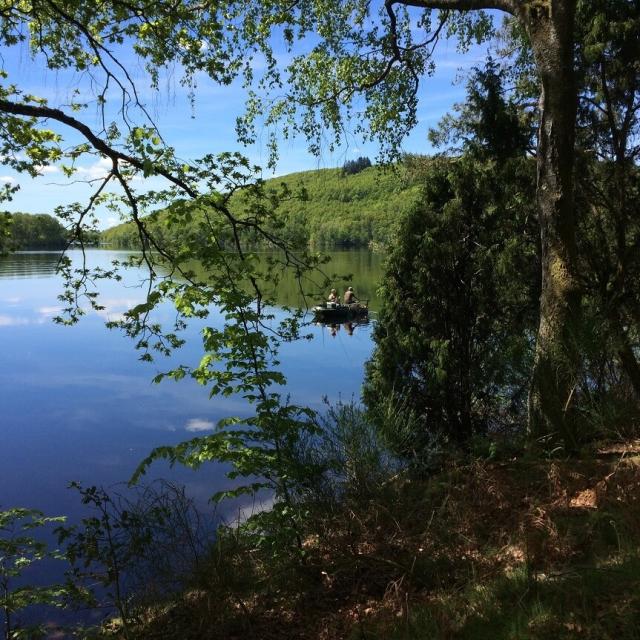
[101,440,640,640]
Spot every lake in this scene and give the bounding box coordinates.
[0,249,384,522]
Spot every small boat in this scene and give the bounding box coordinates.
[312,301,369,322]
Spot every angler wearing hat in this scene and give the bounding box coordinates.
[343,286,359,305]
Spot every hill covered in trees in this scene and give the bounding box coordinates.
[100,165,423,250]
[1,212,68,250]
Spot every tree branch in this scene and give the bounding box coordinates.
[42,0,160,136]
[0,98,197,197]
[396,0,516,14]
[0,97,314,277]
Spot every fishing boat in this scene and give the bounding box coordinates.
[312,301,369,322]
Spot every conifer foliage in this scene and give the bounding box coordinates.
[365,63,538,452]
[341,156,373,176]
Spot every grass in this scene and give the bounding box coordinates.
[391,557,640,640]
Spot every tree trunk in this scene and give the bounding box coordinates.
[521,1,582,449]
[610,311,640,398]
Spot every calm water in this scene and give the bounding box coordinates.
[0,249,384,521]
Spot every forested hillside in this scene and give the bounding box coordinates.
[1,212,68,250]
[101,165,423,249]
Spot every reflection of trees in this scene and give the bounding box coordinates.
[1,249,384,311]
[155,250,385,312]
[0,251,60,278]
[294,251,383,311]
[258,250,383,311]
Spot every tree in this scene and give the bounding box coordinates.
[204,0,582,446]
[1,509,68,639]
[342,156,373,175]
[429,56,534,160]
[364,61,538,452]
[3,213,68,250]
[365,156,538,451]
[0,1,597,447]
[574,0,640,400]
[0,213,10,255]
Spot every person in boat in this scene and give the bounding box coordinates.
[327,288,339,304]
[343,286,359,305]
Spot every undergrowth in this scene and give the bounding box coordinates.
[96,405,640,640]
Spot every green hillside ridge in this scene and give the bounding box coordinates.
[100,166,423,249]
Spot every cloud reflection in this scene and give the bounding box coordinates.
[93,297,144,322]
[185,418,215,432]
[38,305,63,317]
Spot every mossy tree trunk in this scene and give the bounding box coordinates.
[520,1,582,448]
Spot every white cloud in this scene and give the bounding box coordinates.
[231,496,276,525]
[0,175,17,186]
[73,157,147,184]
[100,312,127,322]
[436,59,479,70]
[178,39,210,52]
[0,153,27,163]
[185,418,215,432]
[36,165,60,176]
[75,157,112,180]
[92,297,144,321]
[102,297,144,309]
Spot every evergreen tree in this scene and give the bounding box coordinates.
[365,62,538,453]
[341,157,373,175]
[573,0,640,413]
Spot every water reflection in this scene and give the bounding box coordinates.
[317,318,371,338]
[0,248,382,628]
[0,249,380,519]
[0,251,61,278]
[152,249,385,311]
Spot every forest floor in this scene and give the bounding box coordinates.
[116,441,640,640]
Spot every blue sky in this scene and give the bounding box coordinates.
[1,26,493,229]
